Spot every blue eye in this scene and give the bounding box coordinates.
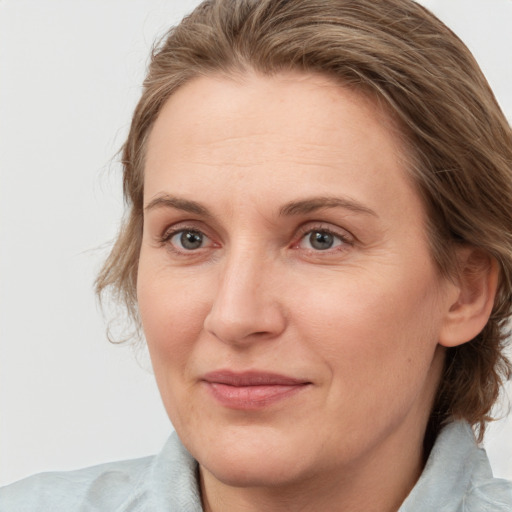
[170,229,208,250]
[299,229,345,251]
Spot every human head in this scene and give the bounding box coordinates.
[97,0,512,439]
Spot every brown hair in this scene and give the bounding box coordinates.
[96,0,512,440]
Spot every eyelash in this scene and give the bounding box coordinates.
[159,225,215,255]
[294,224,353,253]
[158,223,354,256]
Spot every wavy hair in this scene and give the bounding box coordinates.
[96,0,512,440]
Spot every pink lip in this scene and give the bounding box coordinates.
[201,370,311,410]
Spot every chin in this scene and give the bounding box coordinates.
[201,452,305,489]
[187,425,315,488]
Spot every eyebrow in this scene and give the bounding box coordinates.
[144,194,211,217]
[144,193,377,219]
[279,196,377,217]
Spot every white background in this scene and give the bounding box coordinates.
[1,0,511,486]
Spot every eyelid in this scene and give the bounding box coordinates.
[158,222,220,256]
[155,219,354,256]
[294,222,354,245]
[289,223,356,259]
[159,219,212,241]
[160,225,201,243]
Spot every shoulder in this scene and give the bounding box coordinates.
[451,423,512,511]
[464,477,512,512]
[400,421,512,512]
[0,455,154,512]
[0,433,203,512]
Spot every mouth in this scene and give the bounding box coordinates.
[201,370,312,410]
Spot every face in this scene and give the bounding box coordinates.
[138,72,455,490]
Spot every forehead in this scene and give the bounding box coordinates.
[143,71,420,223]
[146,71,404,165]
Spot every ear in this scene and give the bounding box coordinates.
[439,247,499,348]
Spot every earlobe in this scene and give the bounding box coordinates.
[439,248,499,348]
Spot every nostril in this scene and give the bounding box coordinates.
[204,307,286,346]
[203,269,287,345]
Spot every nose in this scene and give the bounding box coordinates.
[203,250,287,346]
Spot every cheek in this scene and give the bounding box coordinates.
[294,268,443,396]
[137,262,210,375]
[137,265,215,434]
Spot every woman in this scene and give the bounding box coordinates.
[1,0,511,510]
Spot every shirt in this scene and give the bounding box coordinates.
[1,421,511,511]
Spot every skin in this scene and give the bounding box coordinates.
[137,71,469,512]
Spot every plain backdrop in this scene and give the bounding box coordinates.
[1,0,511,486]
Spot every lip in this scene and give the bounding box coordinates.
[201,370,311,410]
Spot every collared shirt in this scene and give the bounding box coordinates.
[1,421,511,511]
